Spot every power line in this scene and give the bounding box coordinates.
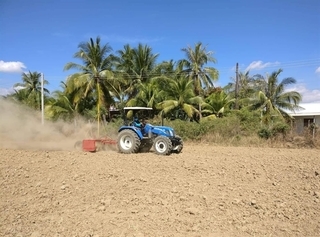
[0,58,319,85]
[36,60,320,80]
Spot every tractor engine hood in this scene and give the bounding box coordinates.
[147,124,176,137]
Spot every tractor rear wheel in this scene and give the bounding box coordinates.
[117,130,141,154]
[154,136,172,155]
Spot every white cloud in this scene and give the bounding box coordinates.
[0,87,14,96]
[287,84,320,103]
[0,86,25,96]
[245,61,280,72]
[0,60,27,73]
[315,66,320,74]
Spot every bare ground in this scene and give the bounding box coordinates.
[1,144,319,237]
[1,99,319,236]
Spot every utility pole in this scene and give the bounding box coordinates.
[41,73,44,125]
[235,63,239,110]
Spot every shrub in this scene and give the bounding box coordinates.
[258,127,272,139]
[159,112,261,144]
[258,122,290,140]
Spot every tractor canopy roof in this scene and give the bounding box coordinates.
[123,107,153,121]
[124,107,153,111]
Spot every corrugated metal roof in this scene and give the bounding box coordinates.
[287,103,320,116]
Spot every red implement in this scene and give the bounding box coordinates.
[82,137,117,152]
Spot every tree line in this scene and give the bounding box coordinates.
[3,36,302,133]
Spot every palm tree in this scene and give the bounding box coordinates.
[179,42,219,95]
[158,77,202,120]
[153,60,177,76]
[115,44,134,74]
[202,89,235,119]
[132,43,159,82]
[13,71,49,110]
[114,44,138,100]
[115,43,159,99]
[64,36,115,135]
[107,72,131,110]
[7,88,29,104]
[45,89,75,121]
[227,70,257,108]
[45,81,94,121]
[251,69,302,124]
[126,78,163,114]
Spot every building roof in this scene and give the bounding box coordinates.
[287,103,320,117]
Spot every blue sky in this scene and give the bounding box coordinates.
[1,0,320,103]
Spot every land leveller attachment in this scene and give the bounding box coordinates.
[82,137,117,152]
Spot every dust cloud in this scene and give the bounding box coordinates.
[0,98,100,150]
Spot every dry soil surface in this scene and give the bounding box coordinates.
[1,144,320,237]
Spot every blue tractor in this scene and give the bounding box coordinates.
[117,107,183,155]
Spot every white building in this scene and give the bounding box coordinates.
[287,103,320,134]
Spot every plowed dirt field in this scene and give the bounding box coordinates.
[1,144,319,237]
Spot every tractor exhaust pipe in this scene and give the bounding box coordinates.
[161,111,164,126]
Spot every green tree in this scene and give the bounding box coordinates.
[64,36,115,135]
[227,70,257,108]
[251,69,302,124]
[114,44,139,101]
[153,60,179,76]
[115,43,159,99]
[158,77,202,120]
[202,89,235,119]
[13,71,49,110]
[107,72,131,110]
[45,81,95,121]
[132,43,159,82]
[179,42,219,95]
[126,78,163,114]
[7,88,29,105]
[45,89,75,121]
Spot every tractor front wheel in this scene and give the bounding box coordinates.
[154,136,172,155]
[117,130,141,154]
[172,136,183,154]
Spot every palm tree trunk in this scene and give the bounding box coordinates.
[194,74,202,119]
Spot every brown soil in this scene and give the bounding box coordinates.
[1,145,319,237]
[1,99,320,236]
